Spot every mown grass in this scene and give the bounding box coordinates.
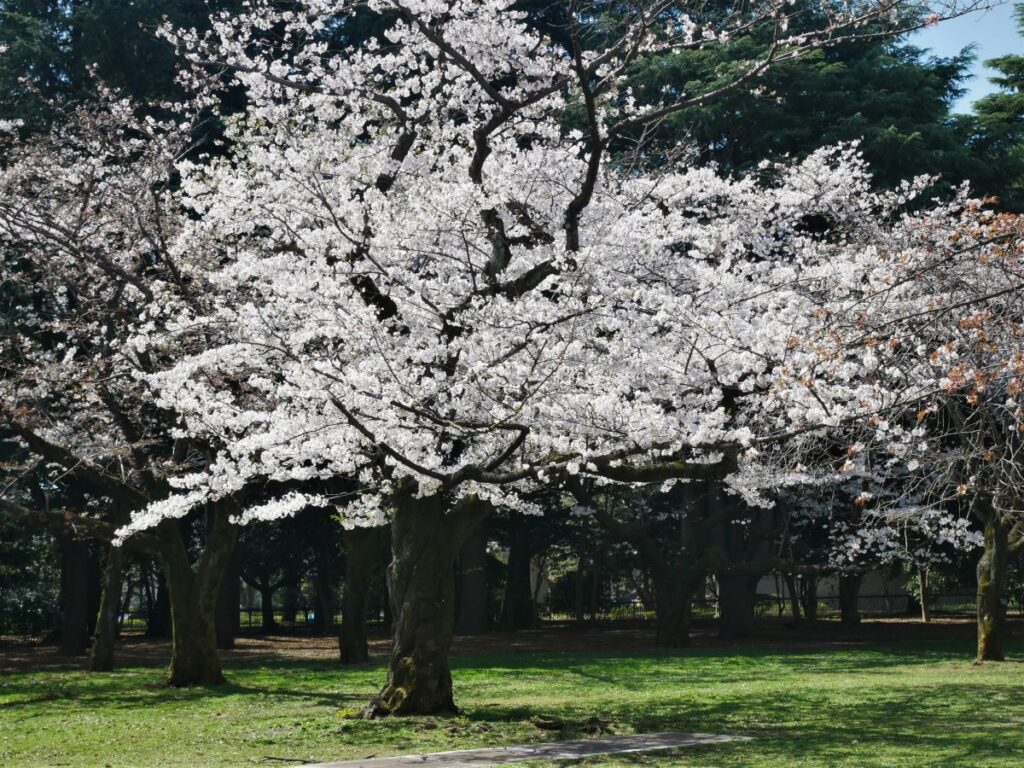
[1,638,1022,767]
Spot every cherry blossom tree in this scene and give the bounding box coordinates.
[106,0,993,715]
[0,96,246,684]
[839,208,1024,660]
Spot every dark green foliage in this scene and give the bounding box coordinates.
[623,31,979,191]
[0,0,239,129]
[0,520,60,634]
[961,4,1024,209]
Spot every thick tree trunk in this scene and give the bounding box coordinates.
[839,573,863,626]
[259,586,277,633]
[365,492,486,717]
[159,504,238,686]
[500,518,535,630]
[58,535,91,656]
[340,527,383,665]
[90,546,123,672]
[455,523,488,635]
[976,515,1010,662]
[717,573,758,639]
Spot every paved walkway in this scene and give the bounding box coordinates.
[298,732,747,767]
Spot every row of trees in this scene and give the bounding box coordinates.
[1,0,1022,718]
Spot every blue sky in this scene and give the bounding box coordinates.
[912,1,1022,112]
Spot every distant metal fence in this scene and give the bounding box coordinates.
[537,592,1009,624]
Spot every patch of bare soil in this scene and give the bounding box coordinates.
[1,617,1009,673]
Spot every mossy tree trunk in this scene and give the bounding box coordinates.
[976,508,1010,662]
[160,502,238,686]
[364,491,487,717]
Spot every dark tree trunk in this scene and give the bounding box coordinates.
[159,504,238,686]
[89,546,123,672]
[784,573,801,624]
[340,527,384,665]
[653,569,693,647]
[455,522,488,635]
[313,542,338,634]
[574,523,587,624]
[799,576,819,622]
[839,573,863,626]
[146,567,172,638]
[86,546,102,638]
[259,586,277,633]
[717,573,758,639]
[58,535,91,656]
[365,492,486,717]
[976,514,1010,662]
[281,582,298,625]
[500,517,535,630]
[214,531,240,650]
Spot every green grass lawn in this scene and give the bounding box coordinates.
[1,638,1022,767]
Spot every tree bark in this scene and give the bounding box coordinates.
[364,492,487,717]
[976,514,1010,662]
[214,532,240,650]
[652,568,694,647]
[839,572,863,626]
[784,573,802,624]
[799,576,819,622]
[340,527,384,665]
[499,517,535,630]
[58,535,91,656]
[259,586,277,633]
[455,522,488,635]
[145,567,172,638]
[313,541,338,634]
[160,503,238,686]
[90,546,123,672]
[717,573,758,639]
[919,567,932,624]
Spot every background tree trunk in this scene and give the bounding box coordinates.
[340,527,384,664]
[58,534,90,656]
[653,568,693,647]
[799,576,819,622]
[455,523,488,635]
[839,573,863,626]
[919,567,932,624]
[214,537,240,650]
[500,517,535,630]
[259,585,277,632]
[89,546,123,672]
[717,573,758,639]
[145,568,172,638]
